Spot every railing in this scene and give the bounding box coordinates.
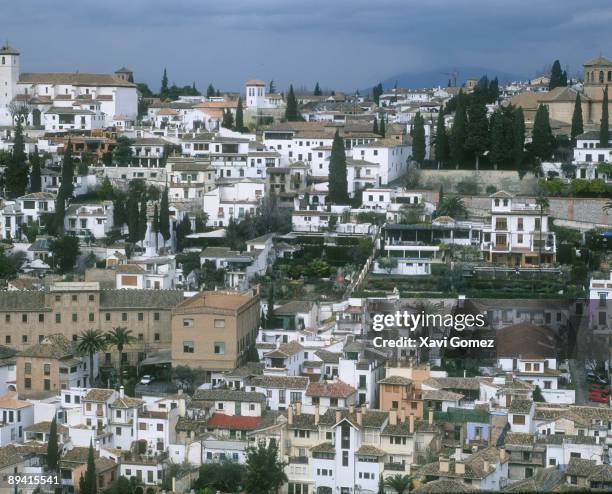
[289,456,309,464]
[384,462,406,471]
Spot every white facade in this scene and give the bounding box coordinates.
[202,180,264,227]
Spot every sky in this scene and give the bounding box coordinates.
[3,0,612,92]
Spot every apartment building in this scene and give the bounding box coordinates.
[0,282,184,367]
[171,289,260,375]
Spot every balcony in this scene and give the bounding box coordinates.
[384,462,406,471]
[289,456,309,464]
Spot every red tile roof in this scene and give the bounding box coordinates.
[206,413,261,430]
[306,380,357,398]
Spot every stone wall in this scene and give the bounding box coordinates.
[417,169,540,194]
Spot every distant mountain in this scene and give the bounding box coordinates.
[370,66,526,92]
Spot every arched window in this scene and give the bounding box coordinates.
[599,71,604,83]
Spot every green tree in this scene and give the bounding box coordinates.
[328,130,349,204]
[46,416,60,472]
[434,110,449,168]
[127,195,140,244]
[268,80,276,93]
[29,152,42,193]
[379,116,386,138]
[160,68,169,99]
[80,442,97,494]
[60,142,75,198]
[159,187,170,242]
[6,118,29,198]
[77,329,107,387]
[450,91,468,168]
[175,214,192,251]
[535,194,550,266]
[138,196,148,245]
[436,196,467,219]
[194,213,207,233]
[384,474,413,494]
[533,385,545,402]
[313,82,322,96]
[206,84,215,98]
[113,136,133,166]
[53,188,67,236]
[221,109,234,129]
[373,116,379,134]
[152,203,160,250]
[266,285,275,329]
[372,82,383,105]
[285,84,300,121]
[235,97,245,131]
[571,93,584,144]
[489,106,516,169]
[531,104,554,162]
[488,77,499,103]
[411,112,426,165]
[512,107,526,171]
[378,474,385,494]
[465,94,489,169]
[600,85,609,148]
[244,440,287,494]
[113,196,127,230]
[549,60,567,90]
[50,235,80,273]
[106,327,136,386]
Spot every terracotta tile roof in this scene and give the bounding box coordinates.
[206,413,261,430]
[245,79,266,86]
[508,399,533,414]
[264,341,303,358]
[110,396,142,409]
[306,380,356,399]
[250,376,309,390]
[24,421,68,434]
[378,375,413,386]
[19,72,135,87]
[310,442,335,453]
[0,392,32,409]
[16,334,74,359]
[176,290,256,312]
[84,388,115,402]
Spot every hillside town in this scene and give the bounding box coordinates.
[0,42,610,494]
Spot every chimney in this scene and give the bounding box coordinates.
[483,460,490,473]
[455,461,465,475]
[389,410,397,426]
[439,457,449,473]
[335,410,342,423]
[356,410,363,426]
[409,414,415,434]
[314,405,320,426]
[399,409,406,423]
[428,410,434,425]
[361,404,367,415]
[296,402,302,416]
[288,405,293,425]
[119,386,124,398]
[349,405,355,414]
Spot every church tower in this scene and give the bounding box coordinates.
[583,56,612,100]
[0,44,20,125]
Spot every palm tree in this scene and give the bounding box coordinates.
[384,474,413,494]
[106,327,136,386]
[436,196,467,219]
[535,194,550,266]
[76,329,107,387]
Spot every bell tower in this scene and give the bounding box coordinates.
[583,55,612,100]
[0,44,20,125]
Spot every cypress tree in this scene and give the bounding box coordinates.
[314,82,322,96]
[372,83,383,105]
[434,109,449,168]
[112,196,126,229]
[60,141,75,198]
[47,416,59,472]
[450,90,468,168]
[216,89,220,97]
[512,107,526,169]
[379,116,386,138]
[138,196,147,244]
[152,203,160,250]
[570,93,584,143]
[412,113,426,165]
[489,106,515,169]
[221,109,234,129]
[53,187,66,236]
[266,285,275,329]
[29,152,42,193]
[160,68,169,98]
[600,85,609,148]
[328,130,349,204]
[373,117,379,135]
[206,84,215,98]
[285,84,300,121]
[268,80,276,93]
[531,104,554,161]
[465,95,489,169]
[81,442,97,494]
[159,187,170,242]
[235,97,244,132]
[489,77,499,103]
[549,60,565,90]
[6,117,29,198]
[127,194,140,244]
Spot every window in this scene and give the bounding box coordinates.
[72,313,78,323]
[5,336,9,344]
[138,312,144,321]
[55,314,61,323]
[39,314,44,323]
[183,341,194,353]
[24,378,31,389]
[44,364,51,375]
[4,314,9,324]
[105,313,111,322]
[22,335,27,344]
[342,451,349,467]
[116,427,122,435]
[183,318,194,328]
[122,312,128,321]
[214,319,225,328]
[154,333,160,341]
[44,379,50,391]
[24,363,31,374]
[512,414,526,425]
[214,342,225,355]
[89,294,95,302]
[22,314,27,323]
[157,423,163,432]
[154,312,160,321]
[89,313,95,322]
[139,423,146,431]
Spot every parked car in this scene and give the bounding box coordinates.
[589,384,610,394]
[588,393,610,403]
[139,375,153,385]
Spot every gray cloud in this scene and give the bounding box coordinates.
[3,0,611,91]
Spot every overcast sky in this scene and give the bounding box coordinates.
[4,0,612,92]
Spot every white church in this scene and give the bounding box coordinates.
[0,44,138,129]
